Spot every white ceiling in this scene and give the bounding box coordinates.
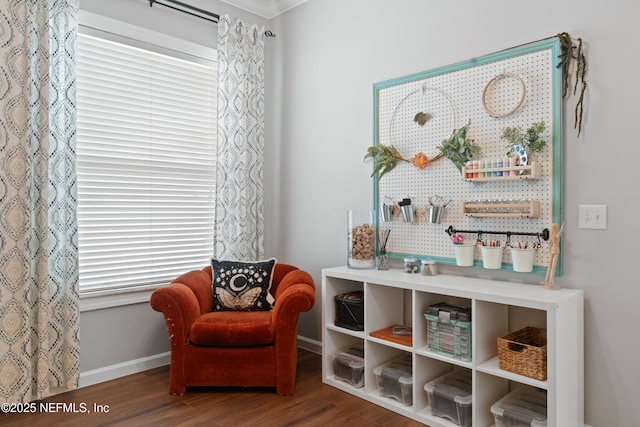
[220,0,308,19]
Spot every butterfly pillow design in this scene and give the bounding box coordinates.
[211,258,277,311]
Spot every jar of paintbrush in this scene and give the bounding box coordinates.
[377,229,390,270]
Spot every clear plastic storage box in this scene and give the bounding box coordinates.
[490,387,547,427]
[423,370,472,426]
[372,353,413,405]
[424,302,472,361]
[332,346,365,388]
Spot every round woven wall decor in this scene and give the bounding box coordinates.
[482,72,526,118]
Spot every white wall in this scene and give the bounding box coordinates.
[270,1,640,426]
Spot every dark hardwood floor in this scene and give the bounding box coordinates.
[2,350,425,426]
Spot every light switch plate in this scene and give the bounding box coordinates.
[578,205,607,229]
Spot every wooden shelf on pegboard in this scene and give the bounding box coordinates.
[463,200,540,218]
[462,161,540,182]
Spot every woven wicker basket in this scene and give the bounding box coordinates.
[497,326,547,380]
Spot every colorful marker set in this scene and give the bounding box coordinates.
[479,240,503,247]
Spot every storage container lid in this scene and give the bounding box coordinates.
[333,353,364,370]
[424,371,472,405]
[373,366,413,385]
[332,346,364,369]
[424,302,471,322]
[373,354,412,383]
[490,387,547,427]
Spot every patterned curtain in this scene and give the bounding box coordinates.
[0,0,79,403]
[215,15,266,260]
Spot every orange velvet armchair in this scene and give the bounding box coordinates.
[150,263,315,395]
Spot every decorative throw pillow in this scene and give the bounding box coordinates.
[211,258,277,311]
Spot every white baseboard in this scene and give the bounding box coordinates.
[297,335,321,354]
[78,335,321,388]
[79,351,170,388]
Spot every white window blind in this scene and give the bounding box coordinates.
[76,32,217,296]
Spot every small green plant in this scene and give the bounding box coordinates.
[364,144,409,179]
[438,122,481,172]
[500,121,547,153]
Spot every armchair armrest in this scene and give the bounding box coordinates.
[270,269,315,394]
[150,282,201,346]
[150,269,212,344]
[150,282,203,395]
[274,269,315,302]
[272,269,315,341]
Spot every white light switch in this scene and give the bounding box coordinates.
[578,205,607,229]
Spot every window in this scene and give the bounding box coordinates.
[76,19,217,299]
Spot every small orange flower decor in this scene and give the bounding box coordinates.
[410,152,430,169]
[412,151,445,170]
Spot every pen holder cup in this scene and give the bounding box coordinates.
[454,243,476,267]
[400,205,414,223]
[481,246,504,269]
[510,247,535,272]
[429,206,443,224]
[381,204,394,222]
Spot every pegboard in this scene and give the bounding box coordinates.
[372,38,564,274]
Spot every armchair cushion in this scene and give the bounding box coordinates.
[189,311,273,346]
[211,258,276,311]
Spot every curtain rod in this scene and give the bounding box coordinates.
[148,0,276,37]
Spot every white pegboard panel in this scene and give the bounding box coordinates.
[376,47,558,270]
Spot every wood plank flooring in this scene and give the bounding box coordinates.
[2,350,425,427]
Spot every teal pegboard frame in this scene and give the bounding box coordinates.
[372,37,563,276]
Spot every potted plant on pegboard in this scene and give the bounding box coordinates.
[500,121,547,175]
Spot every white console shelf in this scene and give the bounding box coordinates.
[321,266,584,427]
